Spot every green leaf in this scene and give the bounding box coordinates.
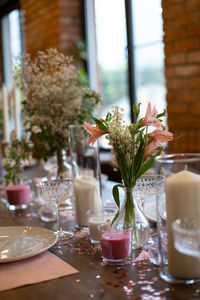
[111,210,120,226]
[112,184,124,208]
[91,116,107,131]
[129,125,138,136]
[157,109,166,118]
[105,112,112,122]
[136,147,162,179]
[112,185,120,208]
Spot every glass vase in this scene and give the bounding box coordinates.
[155,153,200,284]
[69,124,102,228]
[113,186,150,250]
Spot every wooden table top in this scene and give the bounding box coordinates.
[0,177,200,299]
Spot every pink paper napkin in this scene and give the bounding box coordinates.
[0,251,78,292]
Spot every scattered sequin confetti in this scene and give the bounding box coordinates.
[88,293,94,298]
[134,250,150,263]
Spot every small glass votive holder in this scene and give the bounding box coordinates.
[87,208,116,244]
[172,218,200,259]
[5,177,31,211]
[99,223,132,265]
[36,180,58,222]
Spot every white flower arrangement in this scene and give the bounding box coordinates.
[15,48,101,160]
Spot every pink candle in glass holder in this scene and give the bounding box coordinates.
[6,184,30,208]
[99,225,132,264]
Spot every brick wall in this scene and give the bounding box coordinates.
[162,0,200,153]
[20,0,85,57]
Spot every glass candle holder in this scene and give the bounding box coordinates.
[155,153,200,284]
[5,177,31,211]
[172,218,200,259]
[87,208,116,244]
[69,124,102,228]
[99,223,132,265]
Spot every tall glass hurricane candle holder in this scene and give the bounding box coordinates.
[155,154,200,284]
[69,124,102,228]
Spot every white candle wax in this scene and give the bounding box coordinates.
[88,214,113,242]
[166,170,200,278]
[2,83,10,142]
[74,175,102,227]
[13,82,21,139]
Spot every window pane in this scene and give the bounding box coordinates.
[132,0,163,47]
[134,43,166,121]
[94,0,130,122]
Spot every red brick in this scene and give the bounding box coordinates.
[20,0,84,56]
[163,29,184,42]
[164,44,174,55]
[185,0,200,12]
[186,25,200,37]
[162,4,184,19]
[165,53,186,65]
[167,104,188,114]
[174,38,200,52]
[189,76,200,88]
[166,78,189,90]
[187,50,200,63]
[171,65,200,77]
[162,0,183,8]
[167,90,200,103]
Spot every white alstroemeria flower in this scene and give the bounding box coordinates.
[31,126,42,134]
[3,158,15,167]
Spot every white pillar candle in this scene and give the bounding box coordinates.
[13,82,21,139]
[2,83,10,143]
[74,175,102,227]
[166,170,200,279]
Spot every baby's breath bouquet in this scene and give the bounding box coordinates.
[3,131,30,186]
[84,103,173,247]
[15,48,101,176]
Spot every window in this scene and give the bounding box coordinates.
[132,0,166,119]
[85,0,165,125]
[1,6,22,137]
[2,9,22,89]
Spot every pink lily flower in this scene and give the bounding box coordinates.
[145,129,173,159]
[148,129,173,144]
[145,140,165,158]
[141,103,163,130]
[83,122,106,145]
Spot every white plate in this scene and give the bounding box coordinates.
[143,198,166,223]
[0,226,57,263]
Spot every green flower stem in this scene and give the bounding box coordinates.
[124,188,139,243]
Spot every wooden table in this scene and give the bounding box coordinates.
[0,173,200,299]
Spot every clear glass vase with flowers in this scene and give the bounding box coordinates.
[84,103,173,249]
[14,48,101,179]
[3,131,31,210]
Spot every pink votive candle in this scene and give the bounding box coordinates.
[6,184,30,205]
[100,229,132,263]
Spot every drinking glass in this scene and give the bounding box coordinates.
[155,153,200,284]
[36,180,74,240]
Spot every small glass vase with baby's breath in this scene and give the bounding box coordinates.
[3,131,31,210]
